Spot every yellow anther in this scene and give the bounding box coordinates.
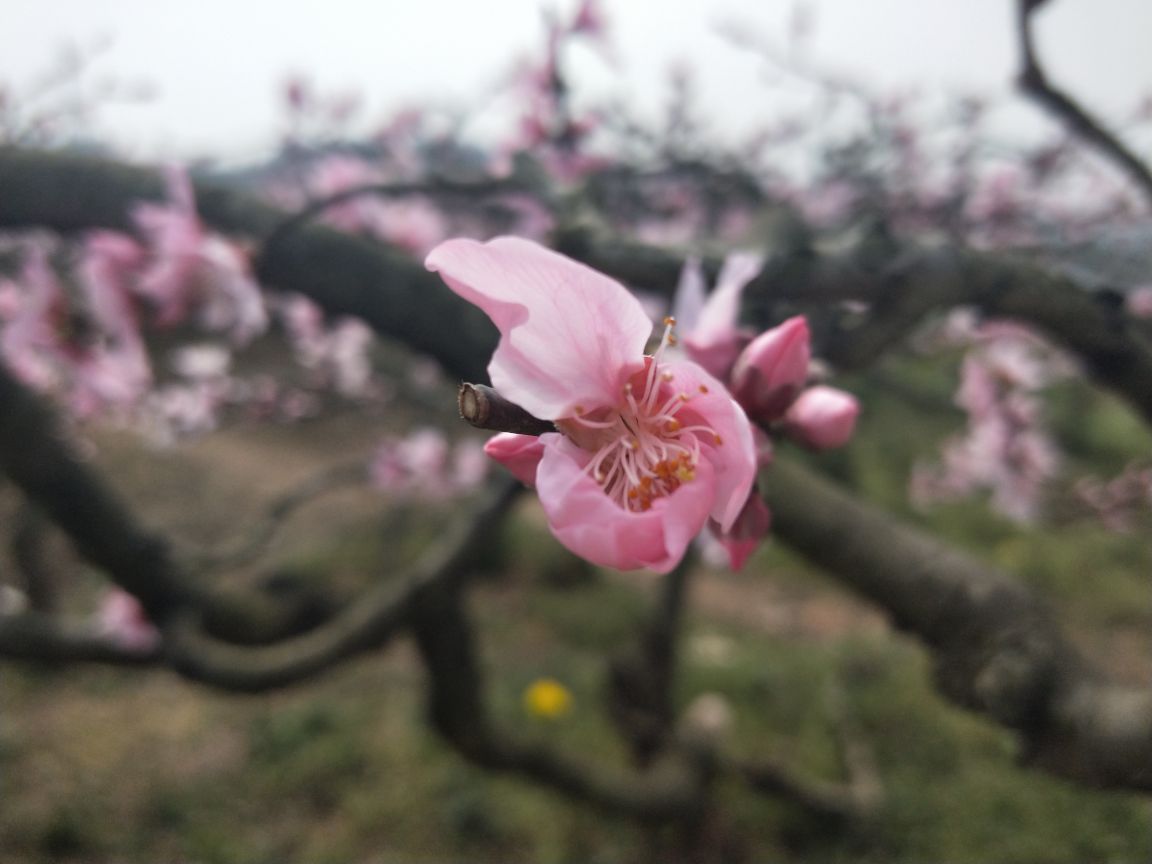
[698,385,709,394]
[663,315,676,326]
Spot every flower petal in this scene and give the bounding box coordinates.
[659,360,758,532]
[535,434,716,573]
[709,490,771,572]
[426,237,652,419]
[484,431,547,487]
[682,251,762,380]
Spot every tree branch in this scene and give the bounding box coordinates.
[410,580,711,821]
[0,612,160,666]
[1015,0,1152,206]
[163,478,521,691]
[763,456,1152,791]
[0,147,496,382]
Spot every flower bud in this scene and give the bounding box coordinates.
[783,385,859,450]
[729,317,811,423]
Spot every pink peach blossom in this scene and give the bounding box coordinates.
[783,385,860,450]
[427,236,757,573]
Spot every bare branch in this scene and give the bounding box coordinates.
[609,555,694,766]
[1016,0,1152,206]
[0,612,160,666]
[257,176,541,274]
[180,462,368,574]
[163,478,521,691]
[0,360,192,620]
[411,582,711,821]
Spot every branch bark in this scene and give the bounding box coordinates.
[763,456,1152,791]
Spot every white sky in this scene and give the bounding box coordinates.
[2,0,1150,163]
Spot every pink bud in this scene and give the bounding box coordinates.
[783,385,859,450]
[729,316,811,423]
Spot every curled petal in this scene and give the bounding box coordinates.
[426,237,652,419]
[484,432,547,487]
[535,434,716,573]
[730,316,810,423]
[709,490,771,572]
[784,385,860,450]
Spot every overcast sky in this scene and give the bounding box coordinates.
[3,0,1149,162]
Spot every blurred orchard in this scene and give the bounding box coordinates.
[1,1,1151,862]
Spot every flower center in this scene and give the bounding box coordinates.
[559,317,722,512]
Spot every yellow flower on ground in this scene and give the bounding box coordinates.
[523,677,573,720]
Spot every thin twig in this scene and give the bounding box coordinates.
[1016,0,1152,206]
[162,478,521,691]
[179,462,368,574]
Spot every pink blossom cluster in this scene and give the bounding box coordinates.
[1074,462,1152,533]
[368,428,488,501]
[673,254,860,567]
[277,294,380,399]
[0,167,266,421]
[426,237,858,574]
[912,314,1062,523]
[299,154,449,256]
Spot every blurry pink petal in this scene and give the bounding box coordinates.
[197,237,268,344]
[79,231,145,338]
[729,316,811,423]
[484,432,546,487]
[783,385,859,450]
[536,434,716,573]
[171,344,231,380]
[1126,284,1152,318]
[671,256,707,340]
[399,427,450,476]
[452,440,490,490]
[97,589,160,653]
[709,490,771,571]
[753,425,775,467]
[426,236,652,419]
[682,252,762,380]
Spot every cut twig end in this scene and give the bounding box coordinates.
[457,383,556,436]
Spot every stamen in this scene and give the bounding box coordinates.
[567,319,724,513]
